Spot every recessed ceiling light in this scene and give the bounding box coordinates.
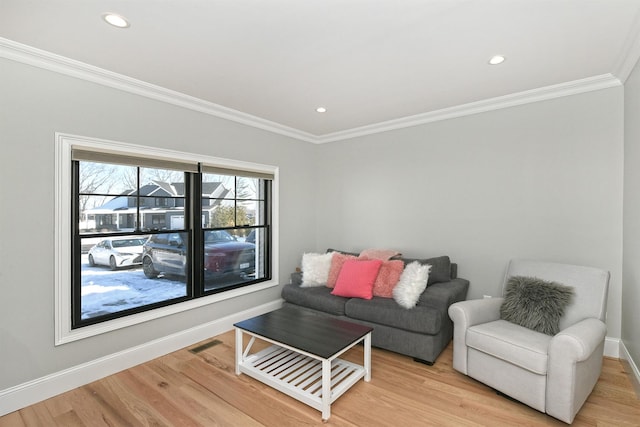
[316,107,327,113]
[488,55,505,65]
[102,13,130,28]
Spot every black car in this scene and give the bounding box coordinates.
[141,231,255,279]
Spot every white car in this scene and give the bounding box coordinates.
[88,237,147,270]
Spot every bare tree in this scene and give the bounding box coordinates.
[140,168,184,186]
[120,168,137,191]
[78,162,117,211]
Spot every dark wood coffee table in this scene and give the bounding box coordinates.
[234,308,373,421]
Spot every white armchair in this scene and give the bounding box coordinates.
[448,260,610,424]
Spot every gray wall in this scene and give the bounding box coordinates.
[0,58,317,390]
[623,58,640,370]
[315,88,624,338]
[0,54,630,395]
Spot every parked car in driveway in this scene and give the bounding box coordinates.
[142,230,255,280]
[88,237,147,270]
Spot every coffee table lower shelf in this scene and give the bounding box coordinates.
[235,334,370,420]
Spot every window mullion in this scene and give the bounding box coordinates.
[191,172,203,297]
[136,167,141,232]
[71,161,82,328]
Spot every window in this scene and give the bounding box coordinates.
[55,134,278,343]
[200,168,270,292]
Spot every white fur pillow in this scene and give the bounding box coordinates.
[393,261,431,309]
[301,252,335,287]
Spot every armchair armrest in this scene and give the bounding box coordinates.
[546,318,607,423]
[448,297,504,328]
[447,298,504,374]
[550,317,607,362]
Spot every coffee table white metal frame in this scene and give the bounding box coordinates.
[235,324,371,421]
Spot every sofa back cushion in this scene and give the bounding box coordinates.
[326,248,360,257]
[326,250,453,285]
[393,255,451,285]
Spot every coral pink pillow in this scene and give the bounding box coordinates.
[372,260,405,298]
[326,253,357,288]
[331,259,383,300]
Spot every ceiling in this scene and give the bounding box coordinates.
[2,1,640,143]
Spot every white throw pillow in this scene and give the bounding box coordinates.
[393,261,431,309]
[301,252,335,287]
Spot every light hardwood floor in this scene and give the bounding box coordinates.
[2,330,639,426]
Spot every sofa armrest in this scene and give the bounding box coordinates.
[290,271,303,286]
[450,263,458,279]
[418,278,469,308]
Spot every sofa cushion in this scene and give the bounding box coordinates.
[332,259,382,299]
[466,319,551,375]
[326,248,360,257]
[281,284,349,316]
[394,255,451,285]
[345,297,442,335]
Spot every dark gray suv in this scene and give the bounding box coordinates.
[142,231,255,279]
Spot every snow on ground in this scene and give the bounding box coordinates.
[80,255,187,319]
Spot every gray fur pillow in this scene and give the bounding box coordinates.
[500,275,575,335]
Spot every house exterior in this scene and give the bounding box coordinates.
[80,180,230,232]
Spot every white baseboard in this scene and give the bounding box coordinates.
[604,336,620,358]
[0,299,283,417]
[620,340,640,399]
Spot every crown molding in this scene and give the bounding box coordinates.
[0,37,622,145]
[318,74,622,143]
[613,8,640,83]
[0,37,319,143]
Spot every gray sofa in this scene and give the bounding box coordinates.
[281,252,470,365]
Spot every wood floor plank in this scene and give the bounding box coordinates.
[114,368,202,426]
[1,329,639,426]
[0,410,26,427]
[80,377,162,426]
[50,410,85,427]
[150,354,264,427]
[13,404,56,426]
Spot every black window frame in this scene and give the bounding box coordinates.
[199,173,272,297]
[71,158,272,329]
